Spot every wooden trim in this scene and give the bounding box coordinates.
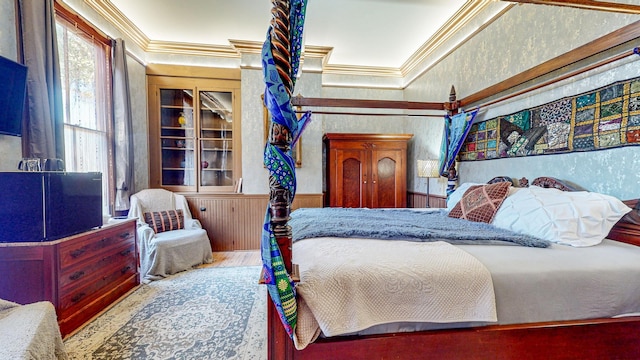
[290,316,640,360]
[291,96,445,111]
[506,0,640,15]
[145,64,241,80]
[460,20,640,107]
[54,1,110,45]
[322,133,414,142]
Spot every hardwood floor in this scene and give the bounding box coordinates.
[201,250,262,267]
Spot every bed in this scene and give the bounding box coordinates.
[265,177,640,360]
[259,3,640,358]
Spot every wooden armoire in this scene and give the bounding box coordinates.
[324,133,412,208]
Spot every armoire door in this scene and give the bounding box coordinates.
[370,149,405,208]
[333,148,368,208]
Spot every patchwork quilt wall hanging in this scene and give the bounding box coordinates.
[459,76,640,161]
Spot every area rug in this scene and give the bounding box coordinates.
[63,266,266,360]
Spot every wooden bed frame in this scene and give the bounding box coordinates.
[266,177,640,360]
[261,3,640,358]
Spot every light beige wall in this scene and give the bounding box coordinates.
[405,4,640,200]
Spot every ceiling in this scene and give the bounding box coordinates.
[94,0,469,69]
[80,0,640,76]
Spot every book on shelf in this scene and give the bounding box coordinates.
[234,177,243,193]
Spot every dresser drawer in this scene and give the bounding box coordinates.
[58,224,135,270]
[58,255,137,316]
[58,241,136,291]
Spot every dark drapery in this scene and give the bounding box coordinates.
[18,0,64,161]
[111,38,134,213]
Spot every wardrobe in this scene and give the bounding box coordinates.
[324,133,412,208]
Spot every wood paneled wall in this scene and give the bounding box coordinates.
[407,191,446,209]
[186,194,323,251]
[187,192,446,251]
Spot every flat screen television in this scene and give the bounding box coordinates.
[0,55,28,137]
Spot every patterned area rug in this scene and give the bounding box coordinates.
[64,266,266,360]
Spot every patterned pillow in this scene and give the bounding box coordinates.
[144,209,184,233]
[448,181,511,223]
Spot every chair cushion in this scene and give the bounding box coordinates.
[144,209,185,233]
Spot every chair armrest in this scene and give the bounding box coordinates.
[185,218,203,230]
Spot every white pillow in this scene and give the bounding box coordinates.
[492,186,631,247]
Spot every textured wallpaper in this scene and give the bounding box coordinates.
[405,4,640,200]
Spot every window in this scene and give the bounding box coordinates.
[55,5,113,215]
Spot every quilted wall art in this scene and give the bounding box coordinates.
[459,76,640,161]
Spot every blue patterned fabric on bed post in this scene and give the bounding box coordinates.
[439,110,478,177]
[260,0,311,339]
[439,108,478,201]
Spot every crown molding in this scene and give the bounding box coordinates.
[83,0,149,48]
[229,39,262,54]
[83,0,501,80]
[401,0,498,77]
[323,64,402,78]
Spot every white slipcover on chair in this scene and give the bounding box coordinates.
[128,189,213,283]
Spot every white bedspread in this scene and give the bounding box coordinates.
[292,238,497,349]
[0,299,68,360]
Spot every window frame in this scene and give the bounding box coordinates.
[54,2,115,215]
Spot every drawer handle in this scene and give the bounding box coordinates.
[70,248,86,258]
[99,237,109,247]
[119,232,130,239]
[120,249,132,256]
[69,271,85,281]
[121,266,132,274]
[71,292,85,303]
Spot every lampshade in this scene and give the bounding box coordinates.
[417,159,440,178]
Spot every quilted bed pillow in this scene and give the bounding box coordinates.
[448,181,511,223]
[144,209,184,233]
[492,186,631,247]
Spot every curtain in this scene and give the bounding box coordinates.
[18,0,64,161]
[111,38,134,213]
[439,109,478,176]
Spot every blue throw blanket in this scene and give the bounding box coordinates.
[290,208,551,248]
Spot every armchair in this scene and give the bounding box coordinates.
[128,189,213,283]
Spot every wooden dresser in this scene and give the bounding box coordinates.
[0,219,139,336]
[324,133,412,208]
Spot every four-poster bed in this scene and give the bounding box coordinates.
[260,1,640,359]
[268,178,640,360]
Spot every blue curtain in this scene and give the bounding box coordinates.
[439,109,478,176]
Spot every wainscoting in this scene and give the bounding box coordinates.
[407,191,446,209]
[186,194,323,251]
[187,192,444,252]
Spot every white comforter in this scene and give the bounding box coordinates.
[292,238,497,349]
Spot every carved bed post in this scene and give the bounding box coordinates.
[445,86,460,193]
[268,0,294,273]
